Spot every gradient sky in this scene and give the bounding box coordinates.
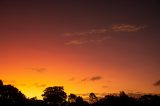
[0,0,160,99]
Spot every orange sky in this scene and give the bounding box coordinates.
[0,0,160,99]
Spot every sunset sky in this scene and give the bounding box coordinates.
[0,0,160,99]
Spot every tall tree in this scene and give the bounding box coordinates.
[42,86,67,105]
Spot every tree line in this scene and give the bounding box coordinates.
[0,80,160,106]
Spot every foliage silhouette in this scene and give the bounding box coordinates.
[0,80,3,87]
[0,80,160,106]
[75,96,89,106]
[68,93,77,103]
[42,86,67,105]
[138,95,160,106]
[0,80,26,106]
[89,92,98,104]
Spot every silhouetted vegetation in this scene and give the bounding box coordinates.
[0,80,160,106]
[42,86,67,106]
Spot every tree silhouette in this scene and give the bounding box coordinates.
[27,97,44,106]
[119,91,126,96]
[118,91,136,106]
[89,92,98,104]
[42,86,67,105]
[0,80,26,105]
[75,96,89,106]
[68,93,77,103]
[138,95,160,106]
[1,79,160,106]
[0,80,3,87]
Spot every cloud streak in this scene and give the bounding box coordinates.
[66,39,87,45]
[64,24,145,45]
[64,28,108,37]
[29,68,47,73]
[90,76,102,81]
[81,78,88,82]
[65,37,109,45]
[33,83,46,88]
[64,24,145,37]
[111,24,145,32]
[153,80,160,86]
[80,76,102,82]
[68,77,75,81]
[102,85,108,88]
[3,80,16,84]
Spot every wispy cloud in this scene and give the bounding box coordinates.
[65,36,110,45]
[64,24,145,46]
[102,85,108,88]
[153,80,160,86]
[64,24,145,37]
[66,39,87,45]
[90,76,102,81]
[3,80,16,84]
[80,76,102,82]
[81,78,88,82]
[29,68,47,73]
[77,93,109,97]
[78,92,144,98]
[64,28,108,37]
[33,83,46,88]
[68,77,75,81]
[111,24,145,32]
[64,28,110,45]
